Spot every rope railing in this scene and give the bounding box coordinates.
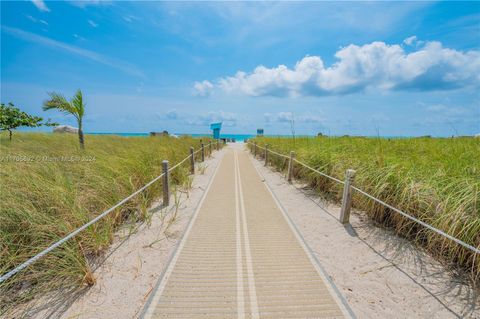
[0,141,219,284]
[247,141,480,255]
[293,158,344,185]
[267,148,290,160]
[350,186,480,254]
[168,154,193,172]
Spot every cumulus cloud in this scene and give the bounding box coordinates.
[195,40,480,97]
[193,80,214,96]
[403,36,417,46]
[31,0,50,12]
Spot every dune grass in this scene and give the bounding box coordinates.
[250,136,480,280]
[0,132,216,313]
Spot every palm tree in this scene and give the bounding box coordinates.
[43,90,86,149]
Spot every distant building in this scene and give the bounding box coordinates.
[257,128,264,136]
[210,122,222,139]
[150,130,169,136]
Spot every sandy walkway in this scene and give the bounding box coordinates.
[142,148,351,318]
[245,144,479,318]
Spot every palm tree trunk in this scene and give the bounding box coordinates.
[78,123,85,149]
[8,129,12,140]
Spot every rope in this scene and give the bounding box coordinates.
[169,155,191,172]
[267,148,290,160]
[247,141,479,255]
[250,143,266,151]
[351,186,480,254]
[0,172,165,283]
[248,142,289,160]
[292,159,345,185]
[0,143,218,283]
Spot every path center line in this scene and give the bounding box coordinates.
[234,150,246,319]
[235,151,260,319]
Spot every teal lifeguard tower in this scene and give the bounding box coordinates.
[210,122,222,139]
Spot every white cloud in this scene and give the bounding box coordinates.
[426,104,448,112]
[2,26,144,78]
[403,36,417,46]
[88,20,98,28]
[161,109,240,127]
[193,80,214,96]
[31,0,50,12]
[26,15,48,27]
[68,0,110,8]
[299,114,324,124]
[122,15,139,23]
[26,15,37,23]
[188,111,239,127]
[264,112,324,124]
[195,40,480,97]
[73,34,86,41]
[264,112,293,123]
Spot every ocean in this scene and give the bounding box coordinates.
[87,133,417,141]
[89,132,258,142]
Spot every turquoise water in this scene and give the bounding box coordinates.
[87,133,415,141]
[88,132,257,142]
[188,134,255,142]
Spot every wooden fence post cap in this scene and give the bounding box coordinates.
[346,169,356,178]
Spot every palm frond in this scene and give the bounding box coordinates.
[43,92,77,117]
[71,89,85,118]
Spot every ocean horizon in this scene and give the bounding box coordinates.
[85,132,431,142]
[88,132,257,142]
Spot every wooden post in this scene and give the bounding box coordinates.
[162,160,170,206]
[189,147,195,174]
[254,142,257,157]
[209,142,212,157]
[201,143,205,162]
[287,151,295,182]
[216,140,219,150]
[340,169,356,224]
[264,144,269,166]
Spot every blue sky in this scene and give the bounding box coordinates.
[1,1,479,136]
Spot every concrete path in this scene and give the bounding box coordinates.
[142,147,352,318]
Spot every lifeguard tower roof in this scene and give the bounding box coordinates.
[210,122,222,130]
